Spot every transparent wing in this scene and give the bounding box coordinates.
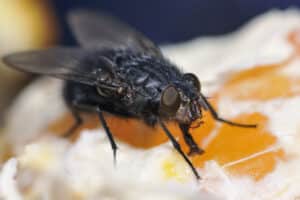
[2,47,109,86]
[68,9,163,57]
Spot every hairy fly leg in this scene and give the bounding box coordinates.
[199,93,257,128]
[179,124,204,156]
[65,99,119,163]
[159,120,200,179]
[97,106,118,164]
[63,108,83,137]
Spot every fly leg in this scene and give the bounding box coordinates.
[179,124,204,156]
[63,108,83,137]
[97,106,118,164]
[159,120,200,180]
[199,93,257,128]
[63,99,118,163]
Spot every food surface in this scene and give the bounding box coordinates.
[1,9,300,200]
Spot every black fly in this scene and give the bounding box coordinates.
[2,10,256,179]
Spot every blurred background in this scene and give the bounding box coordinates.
[0,0,298,122]
[55,0,299,44]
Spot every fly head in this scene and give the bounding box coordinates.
[159,73,204,126]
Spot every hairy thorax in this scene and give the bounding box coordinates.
[108,49,183,99]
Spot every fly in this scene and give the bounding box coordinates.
[2,10,256,180]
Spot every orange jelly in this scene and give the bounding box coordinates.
[48,29,300,181]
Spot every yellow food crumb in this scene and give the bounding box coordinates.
[162,153,191,182]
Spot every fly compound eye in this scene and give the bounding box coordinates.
[160,85,181,116]
[183,73,201,91]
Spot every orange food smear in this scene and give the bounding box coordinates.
[48,29,300,181]
[192,113,284,180]
[227,149,285,180]
[48,107,281,180]
[226,62,287,86]
[223,71,296,101]
[48,111,215,149]
[221,29,300,101]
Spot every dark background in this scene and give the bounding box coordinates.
[53,0,299,45]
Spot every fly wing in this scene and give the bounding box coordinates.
[68,9,163,57]
[2,47,112,86]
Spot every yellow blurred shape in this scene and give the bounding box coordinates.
[0,0,59,53]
